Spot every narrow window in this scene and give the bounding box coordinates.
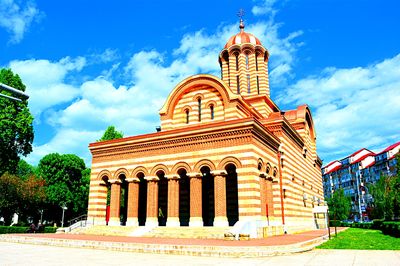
[255,55,259,71]
[210,105,214,120]
[247,74,250,94]
[198,98,201,122]
[236,76,240,94]
[245,54,249,70]
[256,76,260,94]
[235,54,239,71]
[185,109,189,124]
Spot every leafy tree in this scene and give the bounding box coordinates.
[16,159,36,180]
[0,68,34,176]
[0,172,46,225]
[0,173,21,224]
[369,154,400,220]
[97,125,123,142]
[327,188,352,221]
[37,153,90,223]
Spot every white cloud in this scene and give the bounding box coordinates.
[0,0,43,44]
[25,129,101,166]
[278,54,400,162]
[252,0,278,16]
[9,56,86,117]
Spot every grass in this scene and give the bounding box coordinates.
[317,228,400,250]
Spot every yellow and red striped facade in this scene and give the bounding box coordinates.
[87,22,323,233]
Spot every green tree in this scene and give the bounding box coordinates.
[37,153,90,223]
[0,172,46,225]
[0,68,34,176]
[328,188,352,221]
[369,154,400,220]
[0,173,21,224]
[16,159,36,180]
[97,125,123,142]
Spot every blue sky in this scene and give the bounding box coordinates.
[1,0,399,167]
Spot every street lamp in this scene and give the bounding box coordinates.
[39,209,44,224]
[61,204,68,228]
[0,83,29,101]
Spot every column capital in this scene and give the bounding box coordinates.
[210,170,227,176]
[187,172,202,178]
[109,179,122,184]
[167,174,180,180]
[125,177,140,183]
[144,176,159,181]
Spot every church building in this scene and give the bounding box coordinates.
[87,19,324,234]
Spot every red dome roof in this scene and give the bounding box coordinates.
[224,20,262,49]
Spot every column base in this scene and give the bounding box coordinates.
[214,216,229,227]
[145,217,158,227]
[87,217,107,226]
[108,218,121,226]
[166,217,180,227]
[126,218,139,227]
[189,217,203,227]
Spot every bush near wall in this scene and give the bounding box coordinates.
[382,222,400,238]
[0,226,57,234]
[329,220,341,227]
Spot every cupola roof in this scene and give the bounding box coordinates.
[224,19,262,49]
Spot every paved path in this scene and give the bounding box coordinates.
[7,228,340,246]
[1,242,399,266]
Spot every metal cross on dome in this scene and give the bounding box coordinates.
[237,8,245,20]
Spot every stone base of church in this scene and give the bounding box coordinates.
[189,217,203,227]
[214,216,229,227]
[166,217,180,227]
[108,218,120,226]
[126,218,139,227]
[145,217,158,227]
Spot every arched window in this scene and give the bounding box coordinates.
[255,55,259,71]
[210,105,214,120]
[256,76,260,94]
[198,98,201,122]
[245,54,249,70]
[185,109,189,124]
[247,74,251,94]
[235,54,239,71]
[236,76,240,94]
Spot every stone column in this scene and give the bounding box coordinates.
[145,177,159,227]
[213,171,229,227]
[126,178,139,226]
[188,173,203,227]
[108,179,121,226]
[259,173,268,225]
[166,175,180,227]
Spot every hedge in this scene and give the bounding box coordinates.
[329,220,341,227]
[381,222,400,238]
[0,226,57,234]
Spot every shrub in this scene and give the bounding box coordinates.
[330,220,341,227]
[0,225,57,234]
[372,219,384,229]
[0,226,28,234]
[382,222,400,238]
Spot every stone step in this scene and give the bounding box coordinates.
[74,226,138,236]
[144,226,230,239]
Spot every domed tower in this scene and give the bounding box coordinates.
[219,19,270,98]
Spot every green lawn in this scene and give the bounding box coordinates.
[317,228,400,250]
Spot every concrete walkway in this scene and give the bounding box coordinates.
[0,228,345,257]
[1,241,400,266]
